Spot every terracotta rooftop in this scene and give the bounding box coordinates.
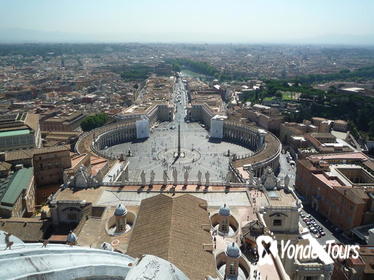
[54,188,104,204]
[24,113,40,132]
[0,217,47,242]
[90,156,108,176]
[313,173,343,187]
[126,194,217,279]
[308,152,368,162]
[5,145,70,161]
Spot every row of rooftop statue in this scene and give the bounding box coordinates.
[62,163,290,191]
[139,167,211,186]
[137,165,290,189]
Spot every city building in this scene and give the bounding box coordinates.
[259,187,334,280]
[331,244,374,280]
[0,167,34,218]
[304,132,354,154]
[296,152,374,231]
[40,111,86,132]
[246,104,284,134]
[32,145,72,187]
[0,113,41,152]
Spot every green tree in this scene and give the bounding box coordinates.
[81,113,108,132]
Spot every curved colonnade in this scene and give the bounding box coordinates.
[75,112,281,182]
[223,121,281,179]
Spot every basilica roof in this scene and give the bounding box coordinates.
[127,194,217,279]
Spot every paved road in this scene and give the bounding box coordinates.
[278,152,296,188]
[299,206,356,246]
[299,208,336,245]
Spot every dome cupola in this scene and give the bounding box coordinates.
[219,204,230,217]
[114,203,128,216]
[67,231,77,244]
[226,242,241,258]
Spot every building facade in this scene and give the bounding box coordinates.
[296,153,374,231]
[33,145,72,186]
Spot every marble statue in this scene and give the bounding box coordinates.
[247,166,255,185]
[140,170,146,186]
[262,167,278,190]
[184,169,189,185]
[225,172,231,183]
[163,170,169,185]
[150,170,155,185]
[284,174,290,188]
[205,171,210,187]
[172,167,178,185]
[197,170,202,185]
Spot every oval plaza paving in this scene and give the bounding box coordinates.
[75,76,281,186]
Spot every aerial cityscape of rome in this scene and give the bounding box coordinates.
[1,1,374,279]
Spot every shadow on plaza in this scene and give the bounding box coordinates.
[208,138,222,144]
[131,138,148,144]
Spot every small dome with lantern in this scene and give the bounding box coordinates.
[114,203,128,216]
[219,204,231,217]
[226,242,241,258]
[67,231,77,244]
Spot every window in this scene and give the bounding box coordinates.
[229,263,236,275]
[273,219,282,226]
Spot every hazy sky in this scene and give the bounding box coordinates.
[1,0,374,44]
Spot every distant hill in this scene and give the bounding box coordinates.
[0,28,373,45]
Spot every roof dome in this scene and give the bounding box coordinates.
[67,231,77,243]
[114,203,128,216]
[226,242,241,258]
[219,204,230,217]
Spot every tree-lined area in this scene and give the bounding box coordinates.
[291,66,374,84]
[81,113,108,132]
[243,80,325,103]
[167,58,218,76]
[289,90,374,140]
[120,64,153,81]
[243,79,374,140]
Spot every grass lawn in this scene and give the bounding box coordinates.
[281,91,296,101]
